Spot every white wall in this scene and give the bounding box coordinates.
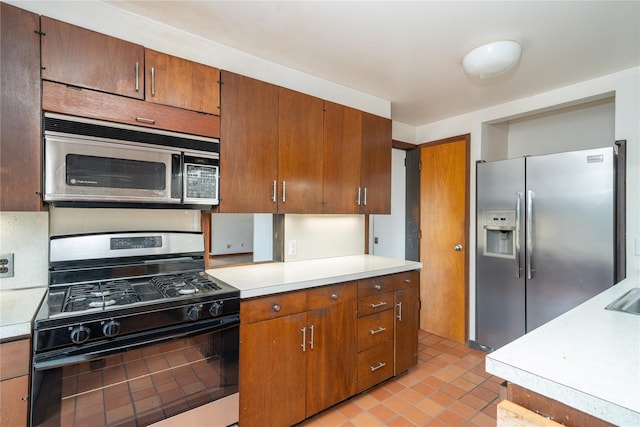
[210,214,253,255]
[370,149,407,258]
[416,67,640,341]
[0,212,48,290]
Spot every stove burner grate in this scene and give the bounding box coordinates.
[62,280,141,312]
[151,273,221,298]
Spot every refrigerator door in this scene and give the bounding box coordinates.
[525,147,614,331]
[476,158,526,351]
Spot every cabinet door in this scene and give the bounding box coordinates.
[278,87,324,213]
[0,3,42,211]
[145,49,220,115]
[41,17,144,99]
[361,112,392,214]
[239,313,307,427]
[0,375,28,427]
[322,102,362,214]
[219,71,279,213]
[395,286,419,374]
[306,284,357,416]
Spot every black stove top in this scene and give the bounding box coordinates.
[33,232,240,354]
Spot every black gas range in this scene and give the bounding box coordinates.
[32,231,240,355]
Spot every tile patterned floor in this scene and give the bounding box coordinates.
[299,330,503,427]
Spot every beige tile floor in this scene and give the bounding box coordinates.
[299,330,503,427]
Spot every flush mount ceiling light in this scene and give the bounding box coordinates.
[462,40,522,79]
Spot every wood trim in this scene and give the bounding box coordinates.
[417,133,470,148]
[392,140,418,150]
[507,383,616,427]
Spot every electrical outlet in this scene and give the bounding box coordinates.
[0,253,14,278]
[287,240,297,256]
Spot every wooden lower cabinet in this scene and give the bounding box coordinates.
[239,282,357,426]
[0,338,31,427]
[239,271,419,425]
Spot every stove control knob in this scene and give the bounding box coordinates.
[102,320,121,338]
[70,325,90,344]
[187,305,202,321]
[209,301,224,317]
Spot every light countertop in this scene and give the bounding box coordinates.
[0,287,47,341]
[206,254,422,299]
[485,277,640,426]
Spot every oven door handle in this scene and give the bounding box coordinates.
[33,314,239,371]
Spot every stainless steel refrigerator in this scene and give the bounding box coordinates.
[475,145,625,351]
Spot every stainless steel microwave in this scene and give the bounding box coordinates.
[43,113,219,208]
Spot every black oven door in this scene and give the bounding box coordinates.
[30,316,239,427]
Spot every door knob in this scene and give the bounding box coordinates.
[454,244,463,251]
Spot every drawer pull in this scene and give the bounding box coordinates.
[331,293,339,300]
[370,362,386,372]
[374,284,382,291]
[135,117,156,124]
[272,304,281,313]
[370,326,386,335]
[370,301,387,308]
[404,278,411,283]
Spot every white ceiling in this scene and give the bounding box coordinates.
[103,1,639,127]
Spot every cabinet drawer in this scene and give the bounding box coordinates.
[307,282,357,310]
[357,291,394,317]
[357,275,396,298]
[0,339,30,380]
[241,291,307,324]
[357,341,394,393]
[42,81,221,138]
[394,270,420,291]
[357,310,393,352]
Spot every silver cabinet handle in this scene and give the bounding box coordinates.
[331,293,339,301]
[396,302,403,321]
[151,66,156,96]
[301,327,306,352]
[370,301,387,308]
[370,327,386,335]
[454,244,463,251]
[135,117,155,124]
[526,190,534,280]
[357,187,361,206]
[272,304,281,313]
[309,324,314,350]
[135,61,139,91]
[515,191,522,279]
[363,187,367,206]
[272,180,277,203]
[404,278,411,284]
[370,362,386,372]
[374,284,382,291]
[282,181,286,203]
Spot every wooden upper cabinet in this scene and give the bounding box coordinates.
[145,49,220,115]
[219,71,279,213]
[322,102,362,214]
[41,16,144,99]
[361,112,392,214]
[278,87,324,214]
[0,3,43,211]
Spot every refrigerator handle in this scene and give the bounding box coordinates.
[526,190,535,280]
[515,191,522,278]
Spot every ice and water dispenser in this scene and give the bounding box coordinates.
[482,210,516,258]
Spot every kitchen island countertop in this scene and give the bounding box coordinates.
[206,254,422,299]
[0,287,47,341]
[486,277,640,426]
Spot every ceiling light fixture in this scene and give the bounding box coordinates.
[462,40,522,79]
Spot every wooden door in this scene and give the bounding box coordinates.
[394,271,420,374]
[145,49,220,115]
[306,299,357,416]
[41,17,144,99]
[322,102,362,214]
[420,137,469,343]
[0,3,42,211]
[219,72,278,212]
[360,112,392,214]
[278,87,324,213]
[239,313,307,427]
